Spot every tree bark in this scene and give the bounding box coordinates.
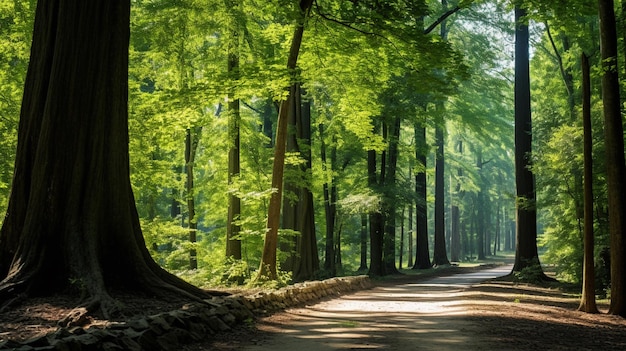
[257,0,313,281]
[359,214,368,271]
[578,52,598,313]
[368,148,384,276]
[0,0,212,318]
[433,110,450,266]
[282,84,319,281]
[319,123,336,276]
[450,140,462,262]
[226,2,242,259]
[413,123,431,269]
[512,6,545,276]
[597,0,626,316]
[185,128,201,270]
[476,152,486,260]
[383,116,401,274]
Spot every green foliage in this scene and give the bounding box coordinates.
[513,258,545,283]
[0,2,34,221]
[3,0,607,290]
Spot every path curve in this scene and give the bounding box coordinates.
[242,265,512,350]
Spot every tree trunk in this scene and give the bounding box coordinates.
[450,140,462,262]
[280,84,320,281]
[400,207,405,269]
[476,152,486,260]
[512,6,545,276]
[257,0,313,281]
[359,214,368,271]
[226,3,242,259]
[408,195,414,268]
[279,84,300,272]
[433,110,450,266]
[0,0,212,318]
[185,128,200,270]
[597,0,626,316]
[578,52,598,313]
[368,148,384,276]
[413,123,431,269]
[383,117,401,274]
[320,123,336,276]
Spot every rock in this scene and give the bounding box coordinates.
[127,318,150,331]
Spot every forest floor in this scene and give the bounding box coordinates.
[2,260,626,350]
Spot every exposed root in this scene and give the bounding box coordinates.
[57,292,124,327]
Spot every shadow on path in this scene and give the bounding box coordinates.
[242,265,513,350]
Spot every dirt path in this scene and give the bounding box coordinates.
[237,266,512,350]
[186,265,626,351]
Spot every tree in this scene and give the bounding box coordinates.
[413,121,432,269]
[0,0,211,319]
[511,5,546,276]
[225,0,243,260]
[257,0,314,281]
[578,52,598,313]
[597,0,626,316]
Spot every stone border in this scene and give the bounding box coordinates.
[1,275,372,350]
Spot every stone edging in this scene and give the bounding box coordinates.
[1,275,372,350]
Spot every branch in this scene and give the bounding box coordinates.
[424,6,461,35]
[242,101,263,115]
[545,22,572,98]
[312,0,401,51]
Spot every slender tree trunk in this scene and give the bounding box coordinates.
[432,2,450,266]
[433,109,450,266]
[359,214,368,271]
[413,123,431,269]
[578,52,598,313]
[408,195,414,268]
[400,208,405,269]
[450,140,462,262]
[598,0,626,316]
[320,123,336,276]
[0,0,212,318]
[185,128,200,270]
[383,117,401,274]
[226,7,242,258]
[257,0,313,280]
[476,152,486,260]
[512,6,545,276]
[368,148,384,276]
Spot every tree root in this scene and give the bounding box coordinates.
[58,292,123,328]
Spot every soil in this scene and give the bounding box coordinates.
[2,265,626,350]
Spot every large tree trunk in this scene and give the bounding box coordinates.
[578,52,598,313]
[257,0,313,281]
[413,123,431,269]
[597,0,626,316]
[281,84,319,281]
[512,6,546,276]
[0,0,212,319]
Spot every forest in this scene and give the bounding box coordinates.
[0,0,625,323]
